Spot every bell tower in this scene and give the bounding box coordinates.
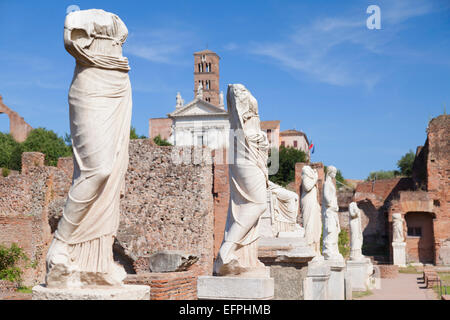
[194,50,221,107]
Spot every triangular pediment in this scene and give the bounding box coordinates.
[168,98,228,117]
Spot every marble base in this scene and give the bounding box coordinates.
[32,284,150,300]
[344,269,352,300]
[325,259,345,300]
[303,260,330,300]
[197,276,274,300]
[392,242,406,267]
[346,259,374,291]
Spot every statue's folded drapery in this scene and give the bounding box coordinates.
[48,9,132,283]
[301,166,322,250]
[268,181,299,233]
[214,84,269,275]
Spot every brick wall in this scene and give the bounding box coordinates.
[212,148,229,257]
[0,153,68,285]
[148,118,173,141]
[426,115,449,265]
[124,271,197,300]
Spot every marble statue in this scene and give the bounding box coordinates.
[301,165,322,256]
[176,92,184,108]
[197,82,204,99]
[268,181,303,235]
[349,202,364,261]
[45,9,132,288]
[219,91,224,106]
[214,84,270,276]
[392,213,404,243]
[321,166,343,261]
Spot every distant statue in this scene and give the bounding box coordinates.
[301,165,322,256]
[268,181,303,235]
[219,91,224,106]
[349,202,364,261]
[322,165,343,261]
[214,84,270,276]
[176,92,184,108]
[197,82,203,99]
[45,9,131,288]
[392,213,404,243]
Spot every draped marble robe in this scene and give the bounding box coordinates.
[392,213,405,243]
[268,181,301,234]
[349,202,364,261]
[301,166,322,255]
[214,84,269,276]
[321,166,343,261]
[45,9,132,288]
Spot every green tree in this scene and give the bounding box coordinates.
[269,146,307,187]
[153,134,172,146]
[367,170,399,181]
[21,128,72,167]
[130,126,147,140]
[397,150,415,177]
[0,132,20,169]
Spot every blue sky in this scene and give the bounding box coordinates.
[0,0,449,179]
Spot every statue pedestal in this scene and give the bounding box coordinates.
[392,242,406,267]
[324,258,346,300]
[32,284,150,300]
[197,276,274,300]
[258,237,315,300]
[346,259,374,291]
[303,258,330,300]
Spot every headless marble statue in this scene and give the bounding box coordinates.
[392,213,404,243]
[322,166,343,261]
[45,9,132,288]
[349,202,365,261]
[301,165,322,256]
[214,84,269,277]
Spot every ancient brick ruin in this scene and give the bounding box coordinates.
[354,115,449,265]
[0,140,221,287]
[0,95,32,143]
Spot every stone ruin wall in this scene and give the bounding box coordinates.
[0,152,70,286]
[426,115,450,264]
[353,177,414,249]
[0,140,217,285]
[0,95,32,143]
[116,140,214,276]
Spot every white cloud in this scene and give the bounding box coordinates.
[247,0,445,88]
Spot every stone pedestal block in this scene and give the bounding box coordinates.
[346,259,374,291]
[392,242,406,267]
[258,237,315,300]
[32,284,150,300]
[344,269,352,300]
[325,259,345,300]
[197,276,274,300]
[303,259,330,300]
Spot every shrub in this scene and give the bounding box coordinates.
[338,229,350,259]
[153,134,172,146]
[0,243,29,285]
[2,167,10,177]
